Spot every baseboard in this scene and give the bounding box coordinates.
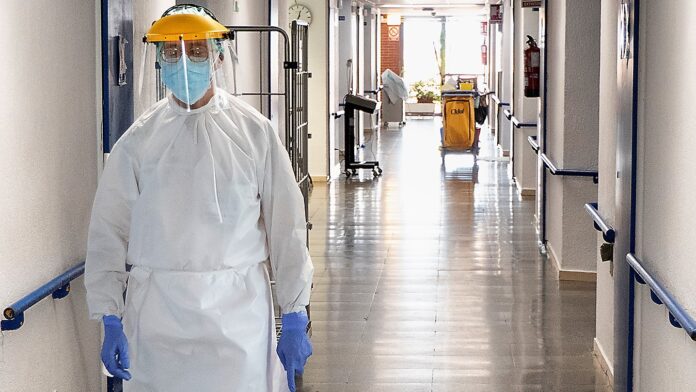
[547,243,597,282]
[513,178,535,198]
[496,145,510,157]
[593,338,614,390]
[311,175,328,183]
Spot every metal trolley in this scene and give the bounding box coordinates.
[226,21,313,336]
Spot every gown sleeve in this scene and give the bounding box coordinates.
[259,121,314,315]
[84,138,140,319]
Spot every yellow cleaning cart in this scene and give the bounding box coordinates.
[441,91,479,152]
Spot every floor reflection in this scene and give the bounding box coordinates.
[301,118,608,392]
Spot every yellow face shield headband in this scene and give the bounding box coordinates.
[144,13,229,43]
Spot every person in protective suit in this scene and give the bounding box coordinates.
[84,5,313,392]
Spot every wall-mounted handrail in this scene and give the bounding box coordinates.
[1,261,85,331]
[539,152,599,183]
[527,135,540,154]
[511,115,537,129]
[627,253,696,340]
[490,93,509,107]
[503,109,513,120]
[584,203,615,243]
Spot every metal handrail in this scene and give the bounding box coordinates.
[490,93,509,107]
[1,261,85,331]
[627,253,696,340]
[511,115,536,128]
[527,135,539,154]
[539,152,599,182]
[503,109,512,120]
[584,203,615,243]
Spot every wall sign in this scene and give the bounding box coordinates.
[388,26,400,41]
[522,1,541,7]
[490,4,503,24]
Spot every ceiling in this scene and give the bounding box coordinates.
[368,0,488,16]
[371,0,486,5]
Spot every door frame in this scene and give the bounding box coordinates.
[613,0,640,390]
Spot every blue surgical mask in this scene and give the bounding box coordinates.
[160,55,211,105]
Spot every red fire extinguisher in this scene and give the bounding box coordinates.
[524,35,540,97]
[481,43,488,65]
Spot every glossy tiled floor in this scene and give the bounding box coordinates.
[299,119,610,392]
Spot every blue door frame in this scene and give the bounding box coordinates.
[614,0,639,390]
[101,0,134,154]
[101,1,133,390]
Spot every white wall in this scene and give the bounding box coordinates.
[499,0,514,155]
[0,2,102,391]
[303,0,329,178]
[544,0,566,267]
[362,6,378,132]
[633,1,696,390]
[594,0,618,376]
[337,0,357,153]
[544,0,599,275]
[511,5,539,194]
[328,1,342,178]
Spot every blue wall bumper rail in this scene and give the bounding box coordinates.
[2,261,85,331]
[584,203,615,243]
[627,253,696,339]
[490,93,510,108]
[511,115,536,129]
[539,152,599,183]
[527,135,540,154]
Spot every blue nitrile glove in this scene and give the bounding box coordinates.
[277,311,312,392]
[101,315,132,380]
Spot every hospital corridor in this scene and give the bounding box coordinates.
[2,1,696,392]
[303,120,602,391]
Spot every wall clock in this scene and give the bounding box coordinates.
[289,3,313,26]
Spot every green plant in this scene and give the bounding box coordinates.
[411,79,440,103]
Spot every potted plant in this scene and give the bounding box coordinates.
[407,79,440,115]
[412,80,440,103]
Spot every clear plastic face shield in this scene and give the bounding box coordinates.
[138,7,237,112]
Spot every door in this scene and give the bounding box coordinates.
[613,0,639,390]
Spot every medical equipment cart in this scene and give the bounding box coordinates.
[226,21,313,337]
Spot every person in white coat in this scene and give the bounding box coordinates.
[84,6,313,392]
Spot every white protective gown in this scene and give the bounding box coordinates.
[85,91,313,392]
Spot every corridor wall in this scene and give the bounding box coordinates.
[511,4,539,196]
[499,0,513,156]
[543,0,600,278]
[594,0,619,380]
[633,1,696,389]
[0,2,102,391]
